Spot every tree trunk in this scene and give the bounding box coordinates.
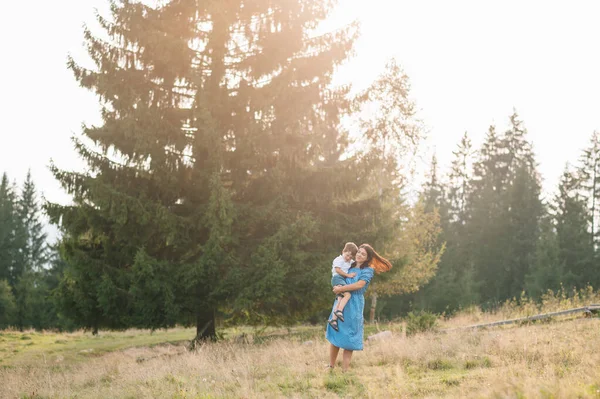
[188,305,216,350]
[369,292,378,324]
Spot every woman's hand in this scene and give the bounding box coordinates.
[332,285,345,295]
[334,280,366,294]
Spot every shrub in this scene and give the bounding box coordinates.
[405,311,438,336]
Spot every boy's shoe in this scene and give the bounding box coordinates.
[334,310,344,322]
[328,318,339,332]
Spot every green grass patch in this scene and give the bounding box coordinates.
[324,373,351,396]
[323,372,365,397]
[427,358,454,370]
[277,376,312,395]
[252,326,322,345]
[464,356,492,369]
[586,383,600,398]
[0,328,195,367]
[441,376,461,386]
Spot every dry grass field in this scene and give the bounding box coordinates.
[1,291,600,398]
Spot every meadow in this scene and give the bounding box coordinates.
[1,291,600,398]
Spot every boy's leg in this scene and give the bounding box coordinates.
[332,279,349,314]
[336,292,351,313]
[330,291,341,321]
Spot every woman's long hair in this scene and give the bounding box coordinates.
[359,244,392,273]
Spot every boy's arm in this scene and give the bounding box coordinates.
[334,267,355,278]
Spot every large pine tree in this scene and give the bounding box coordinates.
[47,0,379,341]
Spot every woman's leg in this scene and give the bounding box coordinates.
[329,344,340,367]
[342,349,353,371]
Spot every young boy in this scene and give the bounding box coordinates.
[328,242,358,332]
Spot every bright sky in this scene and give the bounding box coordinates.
[2,0,600,213]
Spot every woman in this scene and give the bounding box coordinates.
[326,243,392,371]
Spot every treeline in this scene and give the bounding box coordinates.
[3,0,598,335]
[382,116,600,317]
[0,171,68,330]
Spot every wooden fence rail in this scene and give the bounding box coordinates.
[449,304,600,331]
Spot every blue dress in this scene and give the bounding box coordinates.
[325,266,374,351]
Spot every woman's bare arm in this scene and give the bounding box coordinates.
[332,280,366,294]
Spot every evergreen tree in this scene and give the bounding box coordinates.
[501,112,543,298]
[10,171,50,330]
[0,279,15,328]
[421,153,446,216]
[41,247,75,330]
[444,132,479,307]
[415,135,478,313]
[554,165,595,288]
[448,132,474,224]
[574,131,600,289]
[468,125,508,304]
[14,170,49,275]
[18,246,66,330]
[13,272,36,331]
[525,211,562,298]
[467,112,543,304]
[525,166,590,297]
[0,173,17,284]
[47,0,376,341]
[577,131,600,247]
